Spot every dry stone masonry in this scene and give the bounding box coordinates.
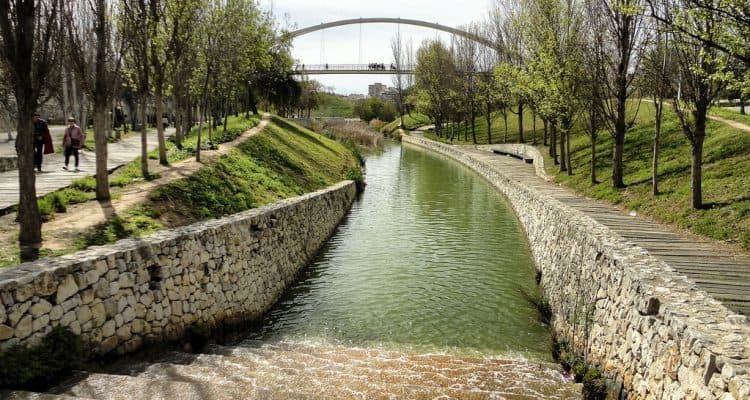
[0,181,356,355]
[403,135,750,400]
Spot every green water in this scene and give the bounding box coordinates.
[246,142,551,361]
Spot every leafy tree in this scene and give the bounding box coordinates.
[0,0,63,260]
[62,0,124,201]
[410,39,458,136]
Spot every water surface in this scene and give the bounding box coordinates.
[245,142,550,360]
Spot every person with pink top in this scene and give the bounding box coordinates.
[62,117,85,172]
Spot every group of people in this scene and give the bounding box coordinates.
[32,113,86,173]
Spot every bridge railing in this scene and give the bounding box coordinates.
[293,64,416,72]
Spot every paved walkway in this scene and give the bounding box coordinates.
[458,145,750,317]
[0,129,172,210]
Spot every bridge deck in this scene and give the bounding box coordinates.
[461,145,750,317]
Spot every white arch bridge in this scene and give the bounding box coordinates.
[287,18,494,76]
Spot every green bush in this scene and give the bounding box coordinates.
[0,326,86,389]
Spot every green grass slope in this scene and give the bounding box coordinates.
[542,104,750,249]
[380,113,431,134]
[147,116,361,223]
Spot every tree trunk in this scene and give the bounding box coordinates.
[690,107,708,209]
[612,132,625,188]
[196,103,204,163]
[486,104,492,144]
[16,105,42,261]
[591,133,597,185]
[559,126,567,172]
[740,95,746,115]
[690,137,704,209]
[543,118,548,146]
[140,100,149,177]
[652,101,663,195]
[503,112,508,143]
[566,125,572,175]
[93,107,110,201]
[550,122,558,164]
[532,110,537,144]
[518,102,524,143]
[155,93,167,165]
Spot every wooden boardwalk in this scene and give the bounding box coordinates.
[462,146,750,318]
[0,129,168,211]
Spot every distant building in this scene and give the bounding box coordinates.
[347,94,366,101]
[368,83,387,98]
[381,87,400,103]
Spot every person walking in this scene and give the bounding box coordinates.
[32,112,53,172]
[62,117,85,172]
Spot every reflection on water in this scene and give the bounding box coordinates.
[244,142,550,360]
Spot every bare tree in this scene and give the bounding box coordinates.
[391,29,406,130]
[590,0,648,188]
[0,0,63,260]
[63,0,125,201]
[121,0,151,178]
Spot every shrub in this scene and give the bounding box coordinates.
[0,326,86,390]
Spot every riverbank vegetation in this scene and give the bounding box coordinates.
[396,0,750,249]
[0,116,361,266]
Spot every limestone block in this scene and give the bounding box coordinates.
[94,278,110,298]
[118,272,135,288]
[99,335,119,354]
[94,260,108,277]
[730,377,750,400]
[116,324,132,341]
[0,324,13,340]
[61,296,80,312]
[14,314,33,339]
[109,281,120,295]
[85,269,100,287]
[14,284,35,303]
[103,298,118,318]
[140,292,154,306]
[53,276,77,303]
[0,303,5,324]
[80,288,95,305]
[101,320,116,337]
[117,296,128,313]
[60,311,76,326]
[91,302,106,327]
[115,314,124,328]
[32,314,49,333]
[131,319,144,334]
[106,269,118,282]
[122,307,136,323]
[77,305,92,325]
[33,271,58,296]
[8,301,31,326]
[49,305,63,321]
[134,304,147,319]
[29,299,52,317]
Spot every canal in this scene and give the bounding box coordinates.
[244,141,551,361]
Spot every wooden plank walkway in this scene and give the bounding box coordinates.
[0,129,169,211]
[462,146,750,318]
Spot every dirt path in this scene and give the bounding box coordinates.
[0,115,270,256]
[707,113,750,133]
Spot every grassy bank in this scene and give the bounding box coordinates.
[80,116,361,247]
[421,108,544,145]
[541,104,750,249]
[380,113,431,134]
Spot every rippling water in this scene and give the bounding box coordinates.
[245,142,551,361]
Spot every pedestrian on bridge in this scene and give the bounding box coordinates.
[62,117,85,172]
[32,112,53,173]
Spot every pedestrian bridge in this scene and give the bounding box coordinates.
[291,63,415,75]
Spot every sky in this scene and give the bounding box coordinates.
[261,0,494,95]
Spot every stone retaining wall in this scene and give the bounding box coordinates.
[403,135,750,400]
[0,181,356,355]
